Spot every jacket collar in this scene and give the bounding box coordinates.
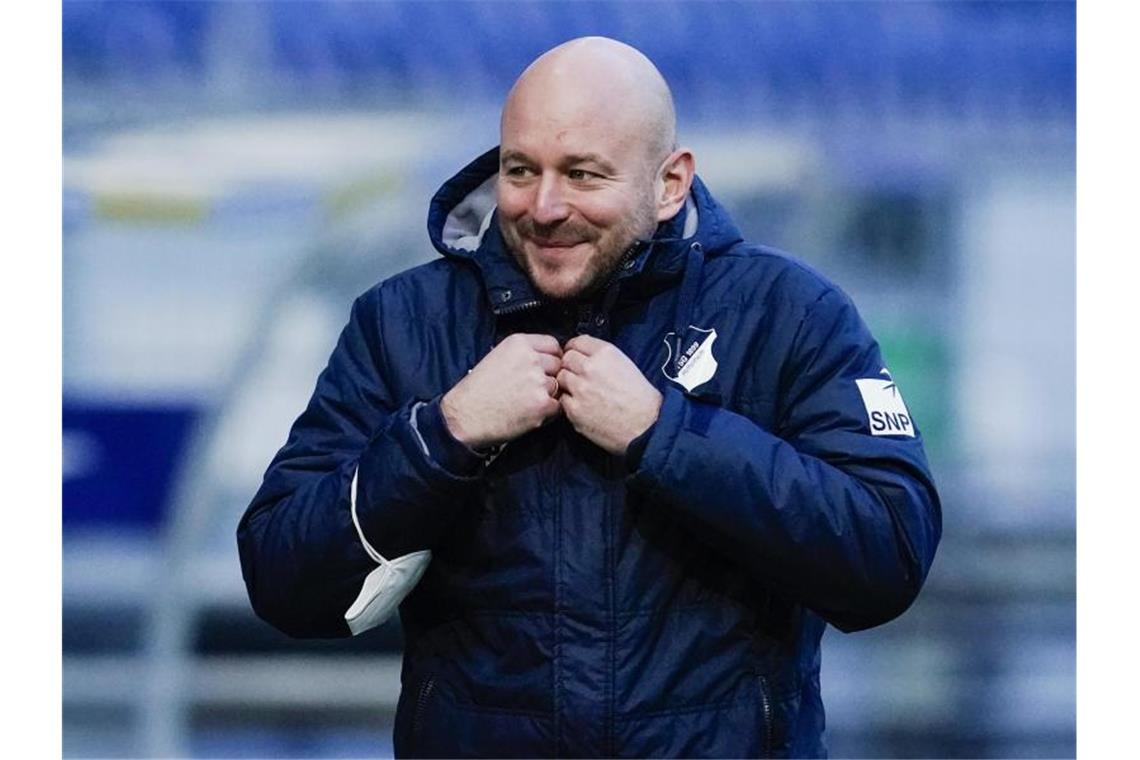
[427,146,743,313]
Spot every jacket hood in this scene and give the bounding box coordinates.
[426,146,744,312]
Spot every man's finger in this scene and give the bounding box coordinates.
[526,334,564,356]
[564,334,607,355]
[558,388,577,417]
[538,353,562,376]
[556,368,576,395]
[560,349,587,375]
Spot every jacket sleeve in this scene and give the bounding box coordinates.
[627,287,942,632]
[236,287,482,638]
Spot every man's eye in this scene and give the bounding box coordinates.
[504,166,533,177]
[568,169,597,181]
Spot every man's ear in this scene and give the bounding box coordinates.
[654,148,696,223]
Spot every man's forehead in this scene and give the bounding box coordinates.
[500,127,641,172]
[502,93,644,157]
[504,82,632,129]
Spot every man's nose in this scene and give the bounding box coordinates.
[531,174,570,225]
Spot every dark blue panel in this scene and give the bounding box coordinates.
[63,402,201,531]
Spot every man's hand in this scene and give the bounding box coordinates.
[558,335,663,456]
[441,333,563,449]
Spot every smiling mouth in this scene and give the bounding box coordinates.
[530,238,582,248]
[528,239,587,256]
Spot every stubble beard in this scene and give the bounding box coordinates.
[502,199,658,304]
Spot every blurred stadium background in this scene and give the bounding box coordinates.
[61,2,1075,757]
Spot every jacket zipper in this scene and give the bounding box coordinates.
[412,675,436,746]
[758,674,773,758]
[494,298,542,316]
[494,243,640,320]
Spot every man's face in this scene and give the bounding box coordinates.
[497,94,660,302]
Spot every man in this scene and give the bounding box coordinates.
[238,37,940,758]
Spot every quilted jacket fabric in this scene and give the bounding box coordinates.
[238,147,941,758]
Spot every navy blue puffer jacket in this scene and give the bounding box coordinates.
[238,148,941,758]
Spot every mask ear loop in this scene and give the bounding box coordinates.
[349,469,385,565]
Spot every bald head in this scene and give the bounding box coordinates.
[502,37,677,169]
[495,38,695,301]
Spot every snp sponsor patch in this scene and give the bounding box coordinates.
[855,370,915,437]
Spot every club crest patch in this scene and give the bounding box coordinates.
[662,326,719,392]
[855,368,915,437]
